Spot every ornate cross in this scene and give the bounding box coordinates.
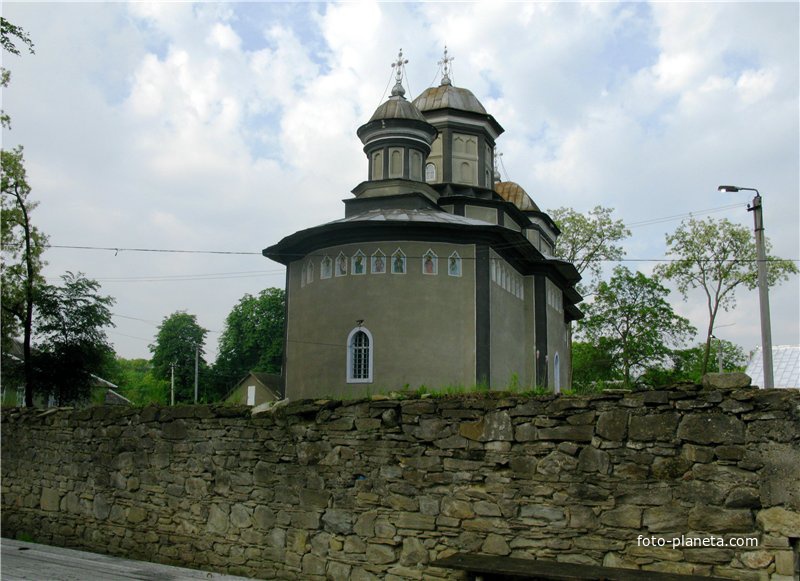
[439,45,454,84]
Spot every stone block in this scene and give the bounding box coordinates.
[366,543,396,565]
[756,507,800,536]
[688,506,753,532]
[400,537,428,565]
[520,505,565,522]
[459,411,513,442]
[206,504,229,535]
[536,425,593,442]
[254,505,276,529]
[40,488,61,512]
[514,422,537,441]
[536,451,578,476]
[302,553,326,576]
[353,511,376,536]
[322,509,353,535]
[441,497,474,519]
[326,561,352,580]
[578,446,610,474]
[677,414,745,444]
[643,504,689,533]
[162,420,187,440]
[739,550,774,569]
[724,487,760,509]
[702,372,751,390]
[599,506,641,528]
[774,550,795,575]
[596,409,629,441]
[629,413,679,441]
[482,534,511,555]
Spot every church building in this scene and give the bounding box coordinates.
[264,50,583,399]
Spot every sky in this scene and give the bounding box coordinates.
[3,1,799,365]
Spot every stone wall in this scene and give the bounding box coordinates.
[2,382,799,580]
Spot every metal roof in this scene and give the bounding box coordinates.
[745,345,800,388]
[331,208,494,226]
[369,97,428,123]
[495,181,540,212]
[412,84,487,115]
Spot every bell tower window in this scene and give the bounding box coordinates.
[425,163,437,183]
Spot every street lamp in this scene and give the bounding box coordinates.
[717,185,773,388]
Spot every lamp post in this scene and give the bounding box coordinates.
[718,185,773,388]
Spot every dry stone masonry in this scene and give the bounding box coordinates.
[2,380,799,580]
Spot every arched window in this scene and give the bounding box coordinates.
[347,327,373,383]
[410,151,422,181]
[389,149,403,177]
[425,163,436,183]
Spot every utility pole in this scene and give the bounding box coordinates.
[718,185,774,388]
[170,362,175,406]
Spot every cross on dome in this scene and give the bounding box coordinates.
[439,45,454,86]
[390,48,408,98]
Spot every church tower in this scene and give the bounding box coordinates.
[264,49,583,399]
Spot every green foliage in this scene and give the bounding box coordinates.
[578,266,696,388]
[549,206,630,295]
[1,149,44,407]
[570,340,618,391]
[212,288,285,399]
[656,217,797,374]
[106,358,169,405]
[149,311,208,404]
[0,17,34,57]
[1,17,35,130]
[31,272,116,405]
[638,340,747,388]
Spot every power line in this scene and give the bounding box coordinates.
[46,244,261,255]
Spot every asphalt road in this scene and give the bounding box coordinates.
[1,539,255,581]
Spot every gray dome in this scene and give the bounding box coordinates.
[369,97,428,123]
[412,83,487,115]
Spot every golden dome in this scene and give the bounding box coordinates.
[495,181,539,212]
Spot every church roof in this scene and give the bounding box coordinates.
[331,208,492,226]
[369,96,428,123]
[413,83,487,115]
[745,345,800,388]
[495,181,540,212]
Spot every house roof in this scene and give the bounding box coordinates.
[745,345,800,388]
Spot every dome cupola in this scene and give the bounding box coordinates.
[356,49,437,184]
[410,47,503,189]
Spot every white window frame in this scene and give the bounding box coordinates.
[320,255,332,279]
[371,250,386,274]
[351,250,367,275]
[422,249,438,275]
[448,251,462,277]
[346,327,373,384]
[391,249,406,274]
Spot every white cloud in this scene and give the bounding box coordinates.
[2,1,797,362]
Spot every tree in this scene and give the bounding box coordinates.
[1,148,48,407]
[1,19,41,406]
[150,312,208,404]
[30,272,116,405]
[655,217,797,375]
[638,340,747,388]
[549,205,631,295]
[571,340,618,392]
[107,358,169,405]
[1,16,35,129]
[213,288,285,396]
[578,266,696,387]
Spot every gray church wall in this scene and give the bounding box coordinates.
[545,278,570,390]
[489,251,531,389]
[3,385,799,580]
[286,242,477,398]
